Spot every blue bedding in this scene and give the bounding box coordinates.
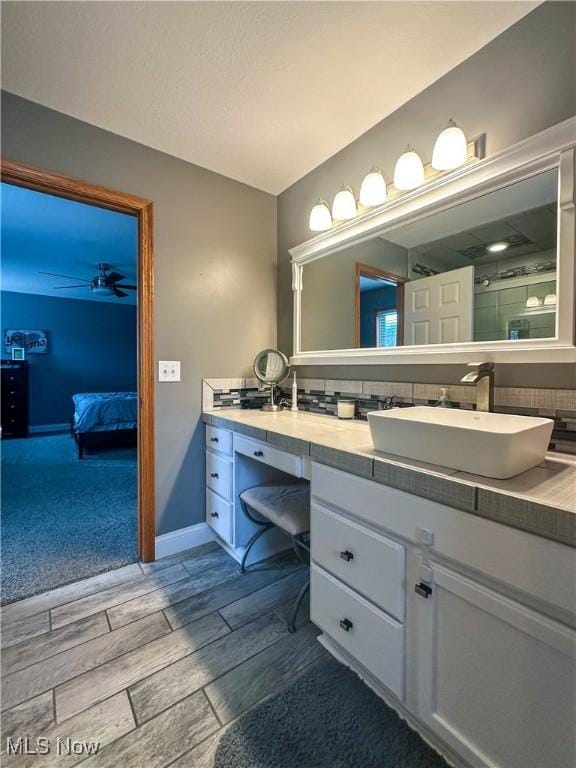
[73,392,137,433]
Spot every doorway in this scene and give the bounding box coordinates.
[1,160,155,602]
[354,263,407,348]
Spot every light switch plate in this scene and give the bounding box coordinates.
[159,361,181,382]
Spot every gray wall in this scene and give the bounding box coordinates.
[1,91,277,536]
[277,1,576,388]
[2,291,137,427]
[301,238,407,351]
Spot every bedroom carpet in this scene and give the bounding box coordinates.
[213,657,449,768]
[1,433,137,604]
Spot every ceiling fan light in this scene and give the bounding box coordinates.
[332,186,357,221]
[432,119,467,171]
[359,167,387,207]
[393,147,424,191]
[309,199,332,232]
[92,285,114,296]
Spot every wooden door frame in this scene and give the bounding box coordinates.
[1,159,156,561]
[354,262,407,347]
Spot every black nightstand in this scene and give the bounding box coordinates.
[1,359,29,437]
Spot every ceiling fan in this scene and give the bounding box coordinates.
[40,262,136,298]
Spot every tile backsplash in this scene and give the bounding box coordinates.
[202,378,576,454]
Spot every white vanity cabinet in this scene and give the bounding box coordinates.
[415,562,576,768]
[311,462,576,768]
[205,424,234,545]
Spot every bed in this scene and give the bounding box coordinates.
[72,392,137,459]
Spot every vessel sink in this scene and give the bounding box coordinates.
[367,406,554,479]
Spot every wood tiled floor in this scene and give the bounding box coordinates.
[1,542,324,767]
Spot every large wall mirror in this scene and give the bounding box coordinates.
[301,170,558,351]
[292,120,575,364]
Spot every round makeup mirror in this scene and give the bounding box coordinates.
[253,348,290,411]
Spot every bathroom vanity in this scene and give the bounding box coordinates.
[203,408,575,768]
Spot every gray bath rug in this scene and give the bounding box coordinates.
[213,657,449,768]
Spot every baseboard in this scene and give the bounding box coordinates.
[29,423,70,434]
[155,522,215,559]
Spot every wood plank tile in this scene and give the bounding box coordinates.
[164,567,285,630]
[180,547,235,577]
[51,564,189,629]
[1,691,54,738]
[138,542,220,575]
[2,613,110,677]
[106,560,240,629]
[2,612,169,712]
[1,611,50,649]
[2,692,135,768]
[81,691,218,768]
[274,551,308,576]
[1,564,142,625]
[56,612,229,722]
[219,570,307,629]
[167,730,223,768]
[130,612,289,724]
[204,623,324,724]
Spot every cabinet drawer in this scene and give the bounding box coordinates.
[234,435,302,477]
[312,503,405,621]
[206,451,232,500]
[206,489,232,544]
[311,564,404,700]
[312,463,576,618]
[205,425,232,456]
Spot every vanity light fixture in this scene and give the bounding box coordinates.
[393,146,425,191]
[309,199,333,232]
[359,167,387,207]
[432,119,468,171]
[544,293,557,306]
[526,296,543,308]
[332,185,357,221]
[487,241,509,253]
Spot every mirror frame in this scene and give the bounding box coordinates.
[290,118,576,365]
[253,348,290,385]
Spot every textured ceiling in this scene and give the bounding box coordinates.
[1,184,138,304]
[2,2,538,194]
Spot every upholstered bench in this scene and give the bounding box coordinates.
[239,482,310,632]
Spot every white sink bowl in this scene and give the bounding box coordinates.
[367,406,554,479]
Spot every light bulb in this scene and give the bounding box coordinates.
[332,186,357,221]
[308,199,332,232]
[359,167,387,207]
[393,147,424,191]
[432,119,467,171]
[526,296,542,308]
[544,293,557,306]
[487,242,509,253]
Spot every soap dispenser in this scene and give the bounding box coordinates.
[435,387,453,408]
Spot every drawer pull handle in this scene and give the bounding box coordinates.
[415,582,432,599]
[210,437,219,443]
[210,472,219,479]
[210,511,219,518]
[340,550,354,562]
[339,618,353,632]
[253,450,264,457]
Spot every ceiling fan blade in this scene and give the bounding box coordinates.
[40,271,91,282]
[113,288,128,298]
[117,284,137,290]
[52,285,89,289]
[106,272,126,284]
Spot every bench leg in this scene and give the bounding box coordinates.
[240,522,273,573]
[288,579,310,633]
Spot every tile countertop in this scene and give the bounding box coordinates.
[202,409,576,548]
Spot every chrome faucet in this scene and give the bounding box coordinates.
[460,362,495,412]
